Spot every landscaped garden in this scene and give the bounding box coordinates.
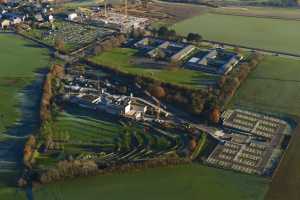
[172,13,300,54]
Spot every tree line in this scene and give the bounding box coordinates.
[38,156,191,185]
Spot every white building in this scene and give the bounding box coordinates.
[48,15,54,23]
[68,13,78,21]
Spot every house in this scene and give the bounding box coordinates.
[48,14,54,23]
[68,13,78,21]
[2,13,22,24]
[1,19,10,29]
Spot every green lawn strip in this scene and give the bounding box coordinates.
[53,111,121,143]
[190,133,207,160]
[32,164,269,200]
[229,56,300,117]
[89,48,217,88]
[172,13,300,54]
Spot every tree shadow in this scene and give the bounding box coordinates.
[0,68,48,170]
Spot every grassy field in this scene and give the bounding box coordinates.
[90,48,217,88]
[229,56,300,117]
[0,33,50,133]
[172,13,300,54]
[0,33,50,198]
[54,109,121,143]
[31,164,268,200]
[266,124,300,200]
[213,6,300,19]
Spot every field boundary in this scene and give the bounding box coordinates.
[202,39,300,58]
[210,11,300,21]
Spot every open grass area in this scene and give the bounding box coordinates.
[89,48,217,88]
[0,33,50,198]
[54,109,121,143]
[0,33,50,133]
[229,56,300,117]
[213,6,300,20]
[172,13,300,54]
[31,164,268,200]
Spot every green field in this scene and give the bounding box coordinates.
[54,110,121,143]
[90,48,217,88]
[31,164,268,200]
[0,33,50,199]
[229,56,300,117]
[0,33,50,133]
[172,13,300,54]
[266,124,300,200]
[213,6,300,19]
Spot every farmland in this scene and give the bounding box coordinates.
[266,124,300,200]
[172,13,300,54]
[89,48,217,88]
[0,33,50,133]
[213,6,300,20]
[228,56,300,117]
[31,164,268,200]
[0,33,50,198]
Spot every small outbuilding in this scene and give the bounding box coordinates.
[1,19,10,29]
[68,13,78,21]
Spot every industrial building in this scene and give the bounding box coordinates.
[134,37,196,62]
[185,49,243,75]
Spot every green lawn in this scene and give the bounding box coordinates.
[0,33,50,133]
[229,56,300,117]
[32,164,268,200]
[172,13,300,54]
[90,48,217,88]
[54,111,121,143]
